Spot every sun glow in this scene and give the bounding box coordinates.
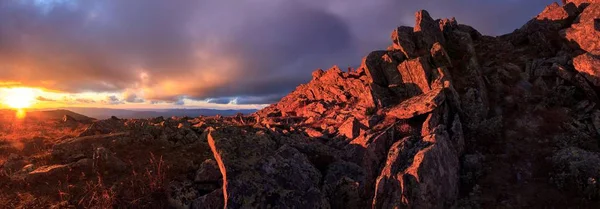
[1,88,36,109]
[15,108,26,119]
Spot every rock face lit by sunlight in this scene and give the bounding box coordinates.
[1,88,36,109]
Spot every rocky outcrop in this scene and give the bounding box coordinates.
[204,7,483,209]
[573,52,600,86]
[562,3,600,54]
[386,87,445,120]
[194,159,222,183]
[192,4,600,207]
[372,128,459,208]
[207,128,328,208]
[10,2,600,208]
[565,0,600,9]
[256,66,374,120]
[537,2,578,22]
[207,8,469,209]
[79,118,126,137]
[365,10,488,130]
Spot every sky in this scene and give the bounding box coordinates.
[0,0,555,110]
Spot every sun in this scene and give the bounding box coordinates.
[2,88,36,109]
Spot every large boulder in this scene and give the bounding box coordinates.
[194,159,222,183]
[321,161,366,209]
[191,189,224,209]
[256,65,374,123]
[562,3,600,54]
[79,119,126,137]
[397,57,433,97]
[168,180,202,209]
[573,52,600,86]
[565,0,600,8]
[338,117,361,139]
[391,26,418,58]
[52,132,129,162]
[365,50,407,107]
[207,128,329,208]
[92,147,127,173]
[414,10,446,52]
[372,127,460,208]
[1,154,25,173]
[444,28,489,129]
[386,87,445,120]
[551,147,600,198]
[536,2,578,21]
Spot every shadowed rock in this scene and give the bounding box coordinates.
[207,128,328,208]
[398,56,433,96]
[391,26,418,58]
[414,10,446,53]
[372,127,459,209]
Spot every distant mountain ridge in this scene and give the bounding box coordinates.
[61,107,257,119]
[0,109,95,122]
[28,109,95,122]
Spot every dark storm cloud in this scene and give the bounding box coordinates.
[0,0,555,105]
[205,98,231,105]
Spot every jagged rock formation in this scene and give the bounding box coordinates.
[6,1,600,208]
[217,8,477,209]
[206,1,600,208]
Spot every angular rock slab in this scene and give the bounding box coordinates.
[563,3,600,54]
[208,128,329,208]
[372,128,459,209]
[536,2,578,21]
[414,10,446,52]
[566,0,600,9]
[339,117,361,139]
[391,26,418,58]
[573,52,600,86]
[386,87,445,120]
[397,56,433,97]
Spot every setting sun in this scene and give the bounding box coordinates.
[1,87,36,109]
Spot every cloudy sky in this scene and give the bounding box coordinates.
[0,0,554,109]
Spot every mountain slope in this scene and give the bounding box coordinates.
[2,1,600,208]
[25,109,95,122]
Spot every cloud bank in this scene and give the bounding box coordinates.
[0,0,554,106]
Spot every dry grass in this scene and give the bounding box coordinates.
[77,175,117,208]
[116,153,169,207]
[0,119,84,144]
[0,111,208,208]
